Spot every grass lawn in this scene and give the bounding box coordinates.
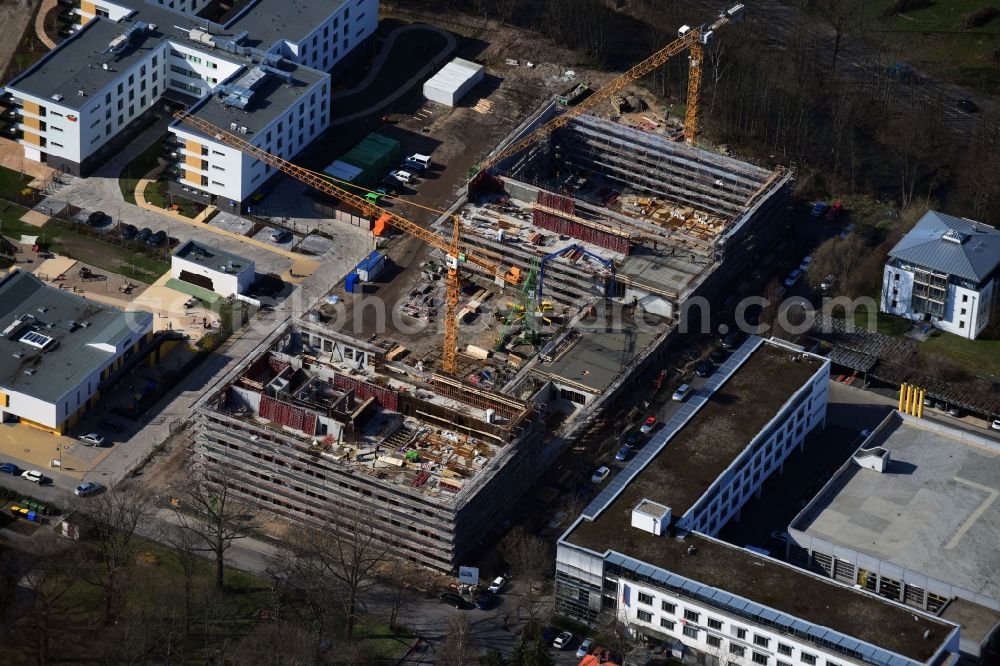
[922,332,1000,378]
[119,137,165,205]
[42,220,169,284]
[845,303,913,337]
[857,1,1000,97]
[0,165,34,199]
[145,178,203,218]
[0,199,33,238]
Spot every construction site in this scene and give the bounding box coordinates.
[194,319,546,571]
[182,3,796,571]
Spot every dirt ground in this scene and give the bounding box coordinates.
[0,1,38,82]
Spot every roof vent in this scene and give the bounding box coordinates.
[24,368,35,376]
[77,89,86,97]
[51,93,64,101]
[238,126,248,134]
[631,499,672,536]
[942,228,967,244]
[12,351,24,359]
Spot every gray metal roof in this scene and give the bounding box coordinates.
[0,271,152,403]
[174,240,254,274]
[888,210,1000,282]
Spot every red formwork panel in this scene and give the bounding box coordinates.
[259,394,318,435]
[533,192,630,255]
[331,373,399,412]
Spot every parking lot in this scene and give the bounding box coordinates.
[208,211,255,236]
[251,225,301,251]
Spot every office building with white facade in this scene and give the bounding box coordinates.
[4,0,377,211]
[881,211,1000,339]
[171,240,254,297]
[555,337,969,666]
[0,271,153,434]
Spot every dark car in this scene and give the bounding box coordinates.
[956,98,979,113]
[709,348,727,363]
[721,332,742,350]
[0,462,20,475]
[146,230,167,247]
[86,211,107,227]
[438,592,466,608]
[120,224,137,240]
[624,431,641,446]
[136,227,152,242]
[475,589,495,610]
[695,360,713,377]
[615,444,630,462]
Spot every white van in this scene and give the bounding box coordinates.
[405,153,431,171]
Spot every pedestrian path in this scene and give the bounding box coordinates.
[35,0,58,50]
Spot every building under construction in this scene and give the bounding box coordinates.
[193,318,545,572]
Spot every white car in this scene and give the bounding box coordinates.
[488,576,506,593]
[591,466,610,484]
[783,269,803,288]
[79,433,105,446]
[21,469,44,484]
[991,419,1000,431]
[390,169,414,184]
[672,384,691,402]
[799,255,813,272]
[553,631,573,649]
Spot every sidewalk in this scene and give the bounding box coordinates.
[34,0,58,50]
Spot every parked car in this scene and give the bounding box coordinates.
[404,153,431,171]
[783,269,803,288]
[576,638,595,659]
[269,229,290,243]
[475,589,495,609]
[799,255,813,272]
[146,230,167,247]
[948,406,962,417]
[591,466,610,484]
[120,223,137,240]
[136,227,152,242]
[553,631,574,649]
[86,210,108,227]
[364,191,382,204]
[99,419,123,433]
[624,431,641,447]
[695,360,713,377]
[488,576,506,593]
[21,469,44,484]
[389,169,414,184]
[860,429,873,438]
[672,384,691,402]
[75,481,103,497]
[709,347,727,363]
[819,274,835,294]
[615,444,630,462]
[438,592,465,608]
[640,415,657,434]
[79,433,105,447]
[721,332,742,349]
[991,419,1000,431]
[810,202,829,218]
[0,462,20,475]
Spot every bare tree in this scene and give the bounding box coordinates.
[172,463,258,590]
[286,502,394,640]
[815,0,862,73]
[499,526,552,628]
[78,481,155,624]
[161,522,203,635]
[593,608,640,660]
[438,614,476,666]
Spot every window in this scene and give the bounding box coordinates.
[128,74,134,86]
[752,653,768,665]
[801,654,816,665]
[683,626,698,639]
[753,635,770,648]
[152,55,158,67]
[52,126,63,132]
[211,165,224,171]
[707,636,722,648]
[211,180,224,186]
[962,294,969,302]
[778,644,792,657]
[637,610,652,623]
[51,141,63,148]
[661,601,676,613]
[207,61,217,69]
[104,93,110,104]
[708,618,723,630]
[660,618,675,631]
[960,321,966,329]
[117,82,124,95]
[638,592,653,606]
[731,645,746,657]
[732,627,747,640]
[961,308,967,315]
[683,610,700,622]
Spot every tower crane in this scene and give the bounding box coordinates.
[173,112,520,375]
[473,4,745,176]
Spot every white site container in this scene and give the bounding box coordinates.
[423,58,485,107]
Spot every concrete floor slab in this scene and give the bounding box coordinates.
[208,211,254,236]
[297,233,335,255]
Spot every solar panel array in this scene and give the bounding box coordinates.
[582,336,764,520]
[20,330,53,349]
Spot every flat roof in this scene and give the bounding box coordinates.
[178,59,326,137]
[173,240,253,273]
[0,271,151,403]
[795,416,1000,604]
[8,19,165,109]
[562,342,956,661]
[536,321,660,394]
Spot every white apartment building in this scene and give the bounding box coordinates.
[0,271,153,434]
[555,337,969,666]
[881,210,1000,339]
[5,0,377,209]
